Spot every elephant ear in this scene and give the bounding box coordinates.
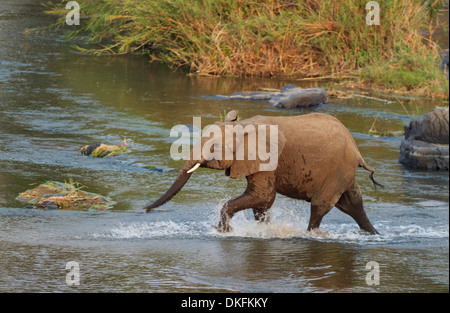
[228,122,286,179]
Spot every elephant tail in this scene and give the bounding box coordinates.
[360,161,384,190]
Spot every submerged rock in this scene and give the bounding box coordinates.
[399,107,449,170]
[214,84,328,108]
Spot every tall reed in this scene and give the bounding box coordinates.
[45,0,448,96]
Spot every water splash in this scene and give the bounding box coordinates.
[220,210,449,243]
[90,203,448,244]
[92,220,206,239]
[209,204,310,239]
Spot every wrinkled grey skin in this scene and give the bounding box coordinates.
[144,112,381,234]
[399,107,449,170]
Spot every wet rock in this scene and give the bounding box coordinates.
[36,200,59,210]
[399,107,449,170]
[404,107,449,144]
[270,85,328,108]
[214,84,328,108]
[399,140,449,170]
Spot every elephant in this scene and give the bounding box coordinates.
[144,112,382,234]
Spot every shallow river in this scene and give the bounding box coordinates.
[0,0,448,293]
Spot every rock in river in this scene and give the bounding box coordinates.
[269,85,328,108]
[214,84,328,108]
[399,107,449,170]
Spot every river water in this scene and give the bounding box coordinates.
[0,0,448,293]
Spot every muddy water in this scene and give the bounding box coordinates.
[0,0,448,293]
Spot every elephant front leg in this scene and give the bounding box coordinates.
[216,194,255,232]
[216,172,276,232]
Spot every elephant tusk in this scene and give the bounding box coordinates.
[187,162,201,173]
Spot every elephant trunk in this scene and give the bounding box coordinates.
[144,160,201,212]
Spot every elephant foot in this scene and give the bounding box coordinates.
[253,208,270,223]
[214,221,232,233]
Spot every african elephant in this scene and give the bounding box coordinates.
[144,112,382,234]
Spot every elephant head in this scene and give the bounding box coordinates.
[144,115,285,212]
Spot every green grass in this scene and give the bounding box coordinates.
[42,0,449,98]
[360,45,449,98]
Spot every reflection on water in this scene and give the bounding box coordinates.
[0,0,448,292]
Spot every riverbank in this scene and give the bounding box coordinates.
[44,0,449,99]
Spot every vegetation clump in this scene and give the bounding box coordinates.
[17,180,114,211]
[80,138,132,157]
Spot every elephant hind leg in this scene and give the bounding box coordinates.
[307,202,335,232]
[307,182,343,232]
[335,181,379,234]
